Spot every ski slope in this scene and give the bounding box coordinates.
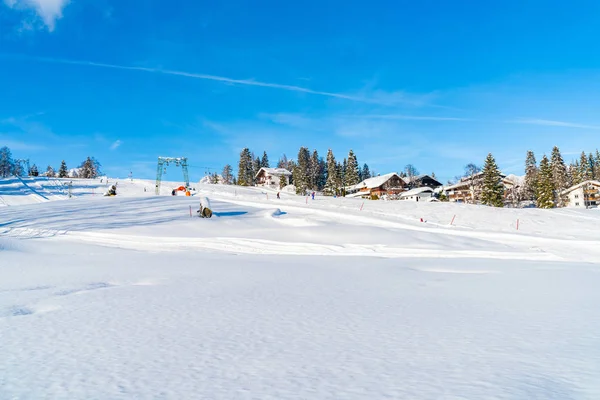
[1,177,600,399]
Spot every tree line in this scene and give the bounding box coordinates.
[227,148,372,195]
[0,146,102,179]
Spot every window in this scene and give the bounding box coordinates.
[575,202,579,206]
[574,194,579,199]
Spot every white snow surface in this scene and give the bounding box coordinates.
[2,177,600,399]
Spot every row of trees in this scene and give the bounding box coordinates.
[524,148,600,208]
[0,146,101,179]
[234,148,372,195]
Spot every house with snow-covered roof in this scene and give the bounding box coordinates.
[561,180,600,208]
[442,171,516,204]
[402,174,442,189]
[346,173,407,199]
[399,187,435,202]
[255,168,292,188]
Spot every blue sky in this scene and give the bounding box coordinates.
[1,0,600,183]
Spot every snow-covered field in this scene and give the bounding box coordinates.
[2,177,600,399]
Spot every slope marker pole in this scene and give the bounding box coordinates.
[189,205,192,217]
[450,215,456,225]
[360,202,364,211]
[516,219,519,230]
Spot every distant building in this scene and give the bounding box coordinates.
[561,181,600,208]
[442,172,516,203]
[255,168,292,188]
[399,187,435,202]
[346,173,407,199]
[403,174,442,189]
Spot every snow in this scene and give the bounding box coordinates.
[2,177,600,399]
[255,167,292,177]
[399,186,434,197]
[348,172,400,190]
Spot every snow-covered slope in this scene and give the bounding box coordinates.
[1,177,600,399]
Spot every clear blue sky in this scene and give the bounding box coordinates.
[1,0,600,183]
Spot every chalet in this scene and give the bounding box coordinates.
[403,174,443,189]
[442,172,516,203]
[561,180,600,208]
[254,168,292,188]
[347,173,407,199]
[399,187,435,202]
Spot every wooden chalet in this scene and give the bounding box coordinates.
[255,168,292,188]
[347,173,407,199]
[443,172,516,203]
[403,174,443,189]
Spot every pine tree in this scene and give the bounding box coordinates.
[595,150,600,179]
[261,151,270,168]
[523,150,538,202]
[210,172,220,184]
[345,150,360,186]
[550,146,569,207]
[221,164,233,184]
[309,150,320,191]
[287,160,297,185]
[536,155,555,209]
[294,147,310,194]
[480,153,504,207]
[571,160,582,185]
[252,156,261,184]
[589,153,596,180]
[324,149,339,196]
[0,146,14,178]
[232,176,238,185]
[317,157,327,190]
[29,164,39,177]
[279,173,288,189]
[58,160,68,178]
[79,157,99,179]
[361,164,371,181]
[237,148,252,186]
[341,158,347,187]
[46,165,55,177]
[579,151,592,181]
[431,172,436,179]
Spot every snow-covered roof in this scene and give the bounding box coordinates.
[255,167,292,178]
[401,174,442,186]
[349,172,403,190]
[561,180,600,194]
[399,187,434,197]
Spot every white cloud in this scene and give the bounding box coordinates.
[509,118,600,130]
[110,140,122,150]
[3,0,70,31]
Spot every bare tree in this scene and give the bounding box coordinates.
[463,163,482,204]
[404,164,419,187]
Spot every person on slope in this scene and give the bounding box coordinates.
[311,191,315,200]
[277,192,280,199]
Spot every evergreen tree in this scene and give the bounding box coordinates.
[294,147,311,194]
[58,160,68,178]
[571,160,582,185]
[309,150,320,191]
[523,150,538,201]
[221,164,233,184]
[550,146,569,207]
[279,173,288,189]
[79,157,100,179]
[431,172,436,179]
[579,151,592,181]
[261,151,270,168]
[29,164,39,177]
[595,149,600,179]
[361,164,371,181]
[46,165,55,177]
[480,153,504,207]
[210,172,220,184]
[589,153,596,180]
[341,158,348,189]
[324,149,339,196]
[345,150,361,186]
[237,148,253,186]
[317,157,327,190]
[0,146,14,178]
[252,156,261,184]
[232,176,238,185]
[287,160,297,185]
[536,155,555,209]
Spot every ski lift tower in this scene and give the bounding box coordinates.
[155,157,190,195]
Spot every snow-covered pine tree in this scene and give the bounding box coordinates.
[309,150,320,191]
[589,153,596,180]
[595,150,600,179]
[536,155,555,209]
[550,146,569,207]
[287,160,296,185]
[279,172,288,189]
[317,157,327,191]
[237,148,252,186]
[261,151,270,168]
[221,164,233,184]
[323,149,339,196]
[579,151,592,181]
[46,165,55,177]
[0,146,14,178]
[79,157,99,179]
[480,153,504,207]
[345,150,360,186]
[29,164,39,177]
[523,150,538,202]
[570,160,582,185]
[58,160,68,178]
[252,156,261,185]
[232,176,238,185]
[210,172,220,184]
[361,164,371,180]
[294,147,311,195]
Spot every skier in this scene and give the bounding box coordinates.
[277,192,280,199]
[311,191,315,200]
